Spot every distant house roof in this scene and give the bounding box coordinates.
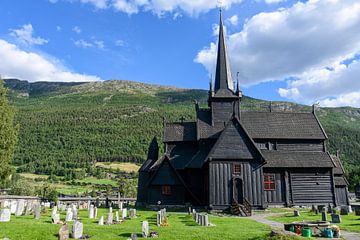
[163,122,197,142]
[262,150,335,168]
[241,112,327,140]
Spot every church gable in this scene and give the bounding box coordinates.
[209,118,263,160]
[149,157,182,186]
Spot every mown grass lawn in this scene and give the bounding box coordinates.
[0,208,273,240]
[267,211,360,233]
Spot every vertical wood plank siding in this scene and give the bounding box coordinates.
[263,172,285,204]
[209,161,263,208]
[335,187,349,205]
[290,171,334,205]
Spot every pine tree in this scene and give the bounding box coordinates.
[0,79,18,185]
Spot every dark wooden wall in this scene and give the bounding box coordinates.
[147,186,185,205]
[211,100,239,123]
[289,170,335,205]
[209,161,263,209]
[263,171,286,205]
[335,187,349,206]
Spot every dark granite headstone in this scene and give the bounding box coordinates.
[331,214,341,223]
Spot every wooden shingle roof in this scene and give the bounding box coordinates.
[241,112,327,140]
[262,150,335,168]
[163,122,197,142]
[330,154,346,175]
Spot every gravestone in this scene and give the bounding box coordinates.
[115,211,119,222]
[89,205,94,219]
[156,211,161,226]
[0,209,11,222]
[15,200,25,216]
[131,233,138,240]
[72,221,83,239]
[322,211,327,221]
[72,205,78,220]
[355,208,360,216]
[34,204,41,219]
[41,205,46,214]
[331,214,341,223]
[294,210,300,217]
[52,213,61,224]
[25,202,33,215]
[10,201,17,214]
[122,208,127,219]
[129,209,136,218]
[204,215,209,226]
[94,207,98,219]
[58,223,69,240]
[311,205,317,212]
[142,221,149,238]
[119,201,123,211]
[106,212,113,225]
[340,207,349,215]
[327,204,332,214]
[95,198,100,208]
[65,209,73,222]
[109,207,113,213]
[98,216,104,225]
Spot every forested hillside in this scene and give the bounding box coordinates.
[5,79,360,189]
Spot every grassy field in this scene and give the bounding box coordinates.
[267,211,360,233]
[0,208,276,240]
[95,162,140,173]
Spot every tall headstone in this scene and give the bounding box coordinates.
[34,204,41,219]
[15,200,25,216]
[109,207,113,213]
[322,211,327,222]
[72,221,83,239]
[65,209,73,222]
[58,223,69,240]
[294,210,300,217]
[156,211,161,226]
[119,201,123,211]
[129,209,136,218]
[72,205,78,220]
[142,221,149,238]
[115,211,119,222]
[89,205,94,219]
[94,207,98,219]
[204,215,209,226]
[122,208,127,219]
[98,216,104,225]
[0,209,11,222]
[52,213,61,224]
[106,212,113,225]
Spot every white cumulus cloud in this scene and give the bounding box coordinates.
[72,26,82,34]
[9,24,48,46]
[0,39,101,82]
[195,0,360,107]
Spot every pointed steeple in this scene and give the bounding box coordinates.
[214,10,234,94]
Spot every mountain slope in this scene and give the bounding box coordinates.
[4,79,360,188]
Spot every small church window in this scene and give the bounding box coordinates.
[264,174,276,191]
[161,185,171,195]
[233,164,241,175]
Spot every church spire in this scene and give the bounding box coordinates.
[214,10,234,94]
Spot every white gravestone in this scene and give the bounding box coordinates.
[142,221,149,238]
[10,201,17,214]
[115,211,119,222]
[89,205,95,219]
[15,200,25,216]
[72,221,83,239]
[65,209,73,222]
[98,216,104,225]
[0,209,11,222]
[122,208,127,219]
[107,213,113,225]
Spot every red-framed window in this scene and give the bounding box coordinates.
[233,164,241,175]
[161,185,171,195]
[264,174,276,191]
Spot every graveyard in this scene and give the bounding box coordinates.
[0,206,275,240]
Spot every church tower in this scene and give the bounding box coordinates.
[209,11,242,125]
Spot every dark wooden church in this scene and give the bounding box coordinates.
[136,13,349,213]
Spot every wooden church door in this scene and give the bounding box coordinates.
[233,177,244,204]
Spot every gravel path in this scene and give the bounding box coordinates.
[250,213,360,240]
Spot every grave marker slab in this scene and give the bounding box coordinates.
[0,209,11,222]
[142,221,149,238]
[331,214,341,223]
[72,221,83,239]
[58,224,69,240]
[98,216,104,225]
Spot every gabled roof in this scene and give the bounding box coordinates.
[147,155,201,204]
[262,150,335,168]
[241,112,327,140]
[207,117,266,162]
[186,146,212,169]
[330,154,346,175]
[163,122,197,142]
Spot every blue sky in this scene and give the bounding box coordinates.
[1,0,360,107]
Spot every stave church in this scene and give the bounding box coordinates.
[136,12,349,214]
